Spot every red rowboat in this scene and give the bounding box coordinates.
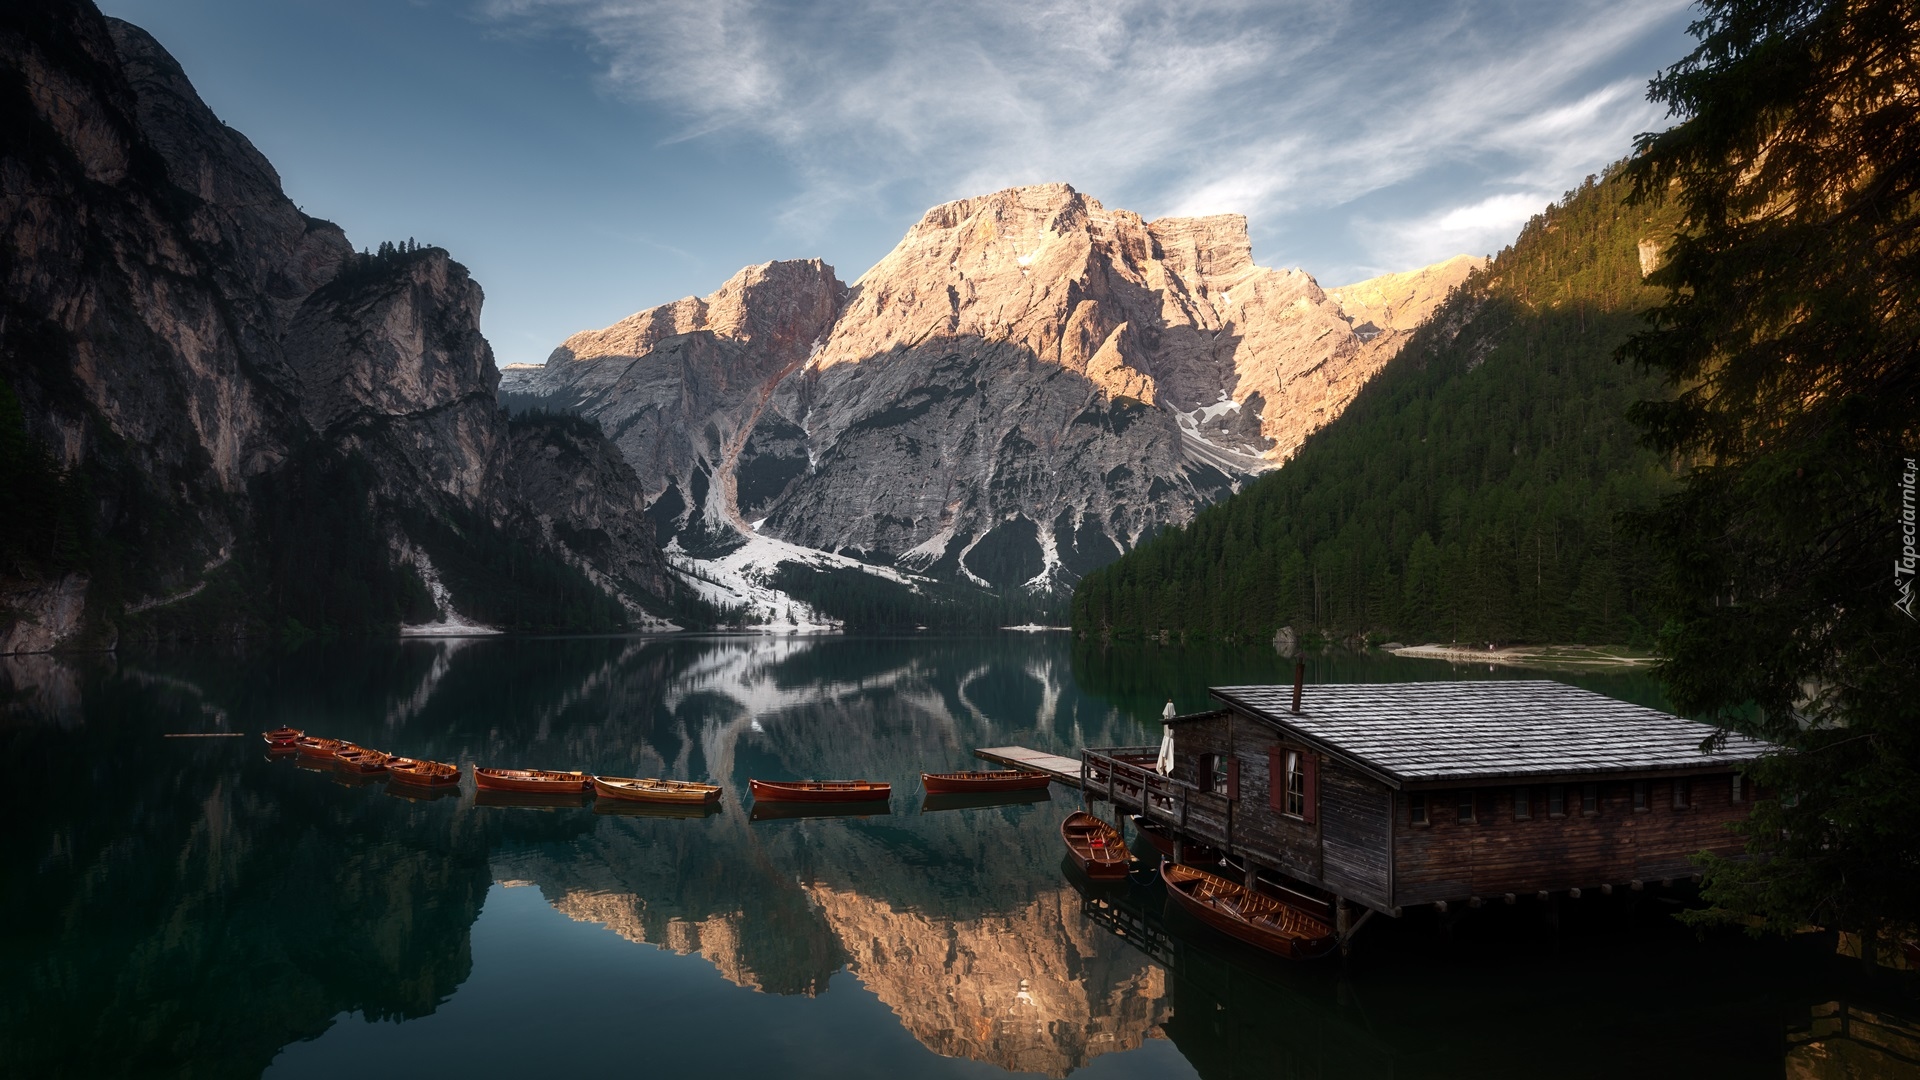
[592,776,722,805]
[388,758,461,787]
[475,767,591,794]
[334,744,391,774]
[748,779,891,803]
[296,736,346,760]
[262,727,304,749]
[1062,811,1132,879]
[1160,859,1338,960]
[921,770,1052,794]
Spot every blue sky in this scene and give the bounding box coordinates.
[97,0,1698,366]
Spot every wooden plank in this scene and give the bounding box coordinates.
[973,746,1083,788]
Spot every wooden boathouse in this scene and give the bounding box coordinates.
[1082,680,1772,940]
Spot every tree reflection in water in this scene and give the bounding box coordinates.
[1,637,1912,1079]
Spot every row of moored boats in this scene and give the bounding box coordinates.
[263,727,1057,806]
[1059,809,1340,960]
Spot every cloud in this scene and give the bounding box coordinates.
[480,0,1692,275]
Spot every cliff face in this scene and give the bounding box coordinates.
[508,183,1477,595]
[0,1,680,651]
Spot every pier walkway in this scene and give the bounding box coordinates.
[972,746,1084,788]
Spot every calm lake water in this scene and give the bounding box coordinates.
[3,634,1914,1078]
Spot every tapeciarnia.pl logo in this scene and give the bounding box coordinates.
[1899,457,1917,619]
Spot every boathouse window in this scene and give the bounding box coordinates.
[1731,774,1744,803]
[1514,787,1532,820]
[1283,750,1306,817]
[1633,781,1651,812]
[1547,785,1566,818]
[1672,777,1692,810]
[1410,792,1429,826]
[1457,791,1476,824]
[1204,754,1230,796]
[1581,783,1599,815]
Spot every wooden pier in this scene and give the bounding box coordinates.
[973,746,1084,788]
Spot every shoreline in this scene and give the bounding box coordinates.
[1388,643,1654,671]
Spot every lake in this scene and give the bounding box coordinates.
[2,634,1913,1078]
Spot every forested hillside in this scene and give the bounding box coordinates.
[1072,170,1678,646]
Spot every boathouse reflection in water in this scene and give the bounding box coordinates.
[1,636,1912,1078]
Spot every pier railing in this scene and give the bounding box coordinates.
[1082,747,1234,850]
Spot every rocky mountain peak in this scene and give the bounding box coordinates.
[506,184,1481,610]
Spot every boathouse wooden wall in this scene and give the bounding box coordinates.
[1170,712,1398,913]
[1390,775,1750,905]
[1167,705,1758,914]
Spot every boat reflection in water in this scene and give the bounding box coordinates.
[3,636,1913,1079]
[920,789,1054,814]
[474,788,592,810]
[747,798,891,822]
[1065,862,1920,1078]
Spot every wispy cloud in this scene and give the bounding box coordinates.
[480,0,1691,277]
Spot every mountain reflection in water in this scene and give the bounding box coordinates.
[1,635,1912,1079]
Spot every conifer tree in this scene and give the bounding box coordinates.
[1623,0,1920,947]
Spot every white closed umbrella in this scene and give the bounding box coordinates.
[1156,700,1176,776]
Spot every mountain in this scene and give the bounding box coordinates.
[1071,169,1680,647]
[503,184,1476,622]
[0,1,692,652]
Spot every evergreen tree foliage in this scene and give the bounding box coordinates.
[1622,0,1920,947]
[1072,169,1679,646]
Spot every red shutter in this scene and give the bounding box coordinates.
[1302,754,1318,825]
[1268,748,1283,812]
[1226,757,1240,801]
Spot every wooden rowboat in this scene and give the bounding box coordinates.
[334,744,392,774]
[921,770,1052,794]
[1062,811,1133,879]
[262,727,304,749]
[748,778,891,803]
[1160,859,1338,960]
[591,776,722,805]
[296,736,345,760]
[388,758,461,787]
[475,767,591,794]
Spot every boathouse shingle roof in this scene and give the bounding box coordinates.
[1206,681,1772,786]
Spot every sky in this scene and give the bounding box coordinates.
[96,0,1700,366]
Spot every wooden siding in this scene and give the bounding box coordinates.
[1093,711,1409,910]
[1319,762,1391,910]
[1391,775,1751,906]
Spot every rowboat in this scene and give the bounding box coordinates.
[474,767,592,794]
[262,727,304,749]
[334,744,392,774]
[1062,811,1132,879]
[1160,859,1338,960]
[748,779,891,803]
[591,776,722,805]
[388,758,461,787]
[296,736,346,760]
[921,770,1052,794]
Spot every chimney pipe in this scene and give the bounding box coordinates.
[1291,657,1304,714]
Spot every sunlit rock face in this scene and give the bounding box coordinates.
[509,184,1477,590]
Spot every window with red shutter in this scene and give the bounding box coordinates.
[1268,747,1283,812]
[1226,758,1239,801]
